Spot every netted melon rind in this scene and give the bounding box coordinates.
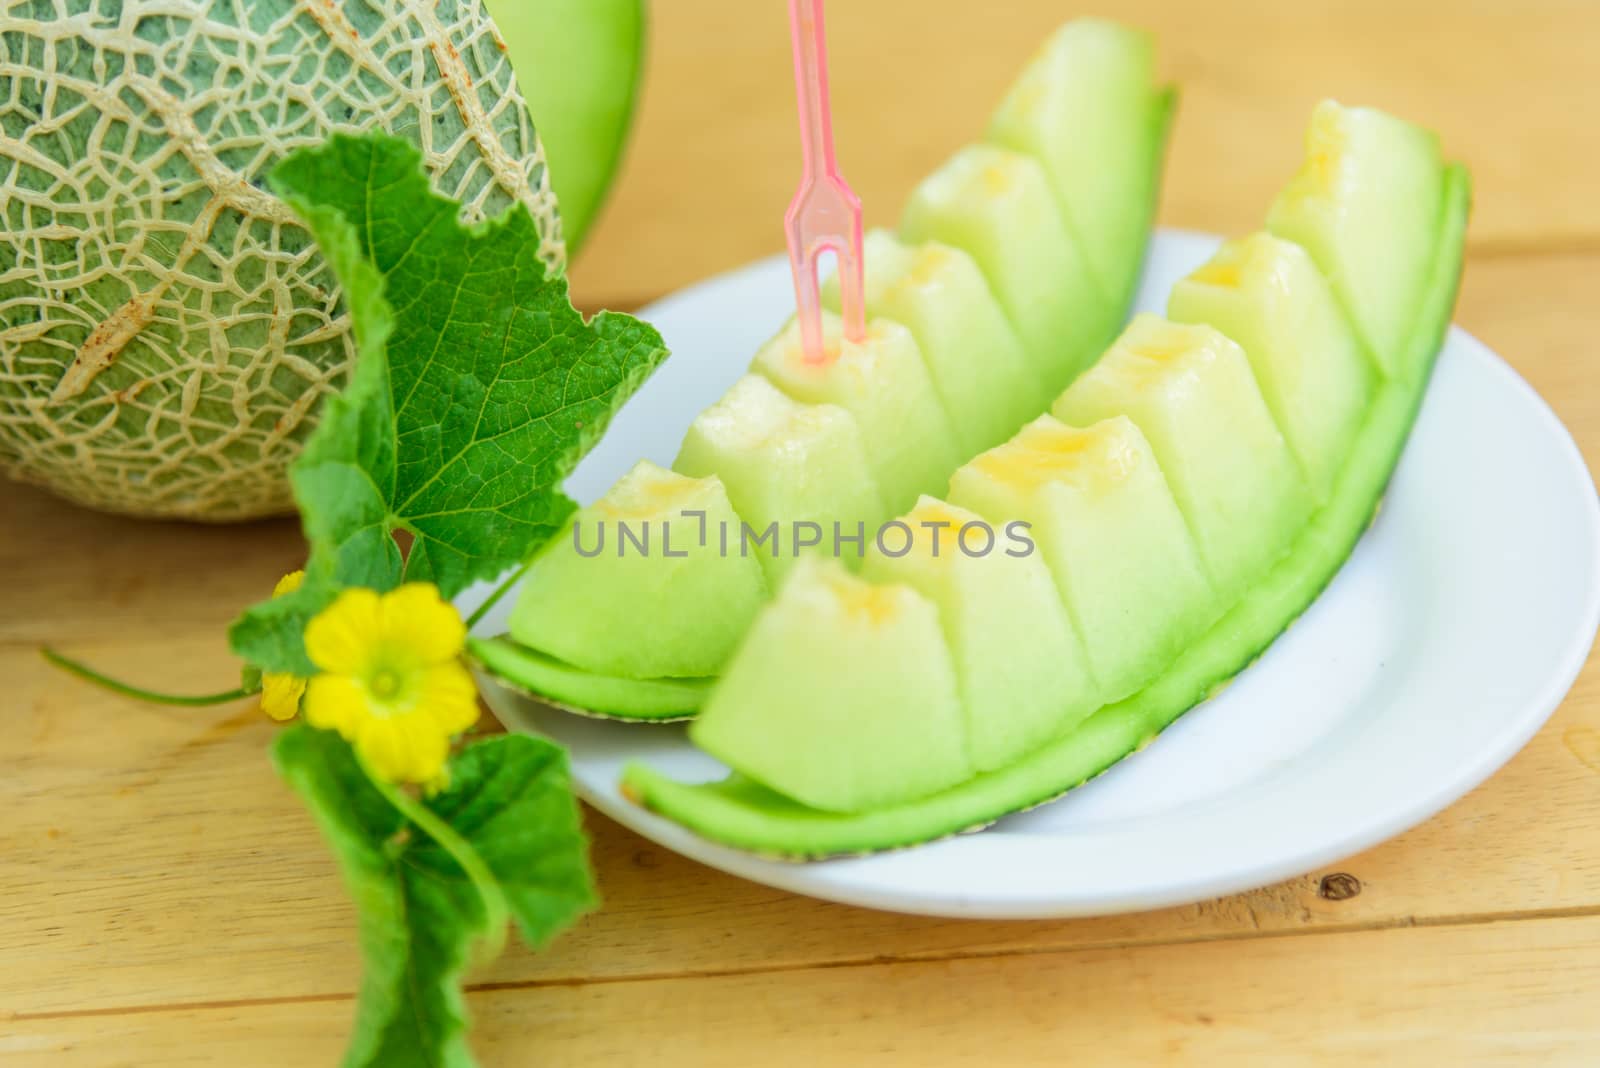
[0,0,564,520]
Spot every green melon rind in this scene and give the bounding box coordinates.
[618,164,1470,860]
[469,637,711,721]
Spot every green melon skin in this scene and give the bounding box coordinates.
[821,230,1044,457]
[508,461,767,680]
[469,637,711,721]
[689,559,973,814]
[861,496,1098,773]
[483,0,644,251]
[1267,101,1444,376]
[1168,233,1377,504]
[0,0,564,520]
[987,19,1176,318]
[673,374,887,585]
[753,313,961,515]
[621,164,1469,859]
[949,414,1216,707]
[901,145,1104,396]
[1053,315,1315,601]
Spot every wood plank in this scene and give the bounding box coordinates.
[568,0,1600,305]
[9,914,1600,1066]
[6,605,1600,1016]
[5,250,1599,1017]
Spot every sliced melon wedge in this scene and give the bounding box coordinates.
[902,145,1104,391]
[987,18,1175,315]
[753,313,960,514]
[1168,233,1376,503]
[823,230,1044,455]
[470,637,711,721]
[674,374,885,582]
[507,461,766,679]
[622,163,1470,859]
[1053,315,1315,600]
[690,559,972,813]
[861,496,1097,772]
[949,414,1216,706]
[1267,101,1444,375]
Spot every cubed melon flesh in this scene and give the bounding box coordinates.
[1168,232,1375,503]
[673,374,886,582]
[901,144,1107,394]
[949,415,1216,705]
[753,312,960,515]
[1053,315,1313,599]
[987,18,1172,313]
[509,461,767,679]
[862,496,1097,772]
[690,559,973,813]
[823,229,1044,455]
[1267,100,1445,376]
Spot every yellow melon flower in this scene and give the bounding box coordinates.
[260,570,308,722]
[302,583,479,785]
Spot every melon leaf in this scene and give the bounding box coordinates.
[228,133,668,676]
[274,724,595,1068]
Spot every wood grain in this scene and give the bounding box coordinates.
[568,0,1600,305]
[8,916,1600,1066]
[5,2,1599,1062]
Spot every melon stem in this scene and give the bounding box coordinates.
[464,558,535,631]
[41,647,255,706]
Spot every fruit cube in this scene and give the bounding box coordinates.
[1053,315,1314,598]
[673,374,886,582]
[752,311,960,515]
[509,461,767,679]
[691,559,973,813]
[1169,232,1375,502]
[949,415,1216,704]
[823,229,1044,454]
[862,495,1097,771]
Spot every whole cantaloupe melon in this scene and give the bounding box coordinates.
[0,0,564,520]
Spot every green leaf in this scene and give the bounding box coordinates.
[420,734,599,949]
[274,725,596,1068]
[229,133,667,674]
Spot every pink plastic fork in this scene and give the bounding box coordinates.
[785,0,865,364]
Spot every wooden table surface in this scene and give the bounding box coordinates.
[7,2,1600,1064]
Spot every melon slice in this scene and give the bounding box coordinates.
[469,637,711,721]
[822,230,1044,454]
[1053,315,1314,599]
[674,374,886,582]
[621,132,1471,861]
[689,559,972,814]
[1168,232,1376,503]
[988,18,1175,314]
[901,145,1107,392]
[862,496,1097,772]
[508,461,766,679]
[752,312,960,514]
[949,415,1216,705]
[1267,100,1445,376]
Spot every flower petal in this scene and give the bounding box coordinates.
[272,569,306,599]
[356,714,452,785]
[303,674,371,738]
[413,661,480,735]
[304,588,383,674]
[378,583,466,666]
[260,672,306,722]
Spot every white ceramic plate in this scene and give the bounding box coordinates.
[468,231,1600,919]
